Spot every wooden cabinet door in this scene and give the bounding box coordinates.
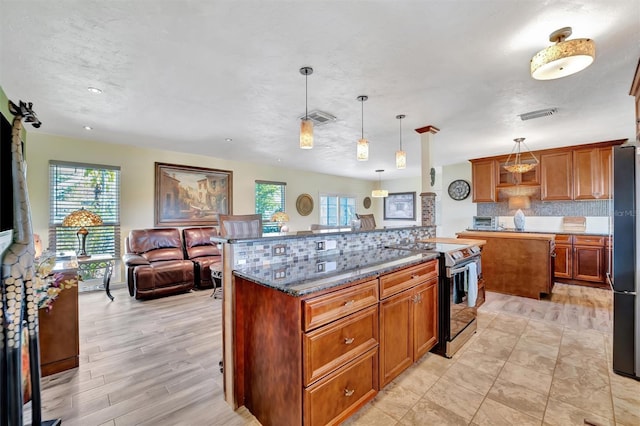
[541,151,573,200]
[413,279,438,360]
[471,159,496,202]
[554,244,572,279]
[573,245,604,282]
[573,147,612,200]
[598,147,612,199]
[379,290,413,387]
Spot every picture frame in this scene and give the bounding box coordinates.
[154,162,233,226]
[383,192,416,220]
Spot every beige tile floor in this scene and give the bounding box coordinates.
[345,284,640,426]
[26,283,639,425]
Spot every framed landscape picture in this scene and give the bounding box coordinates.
[154,162,233,226]
[384,192,416,220]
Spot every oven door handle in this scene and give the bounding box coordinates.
[448,264,470,277]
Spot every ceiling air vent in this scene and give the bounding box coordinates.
[299,110,337,126]
[518,108,558,121]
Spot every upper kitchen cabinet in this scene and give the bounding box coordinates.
[573,147,612,200]
[631,58,640,142]
[540,151,573,201]
[471,159,496,202]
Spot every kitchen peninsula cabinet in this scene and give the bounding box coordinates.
[457,231,555,300]
[378,261,438,387]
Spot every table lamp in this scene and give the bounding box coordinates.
[271,211,290,233]
[62,207,103,258]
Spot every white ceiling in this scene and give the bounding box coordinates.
[1,0,639,181]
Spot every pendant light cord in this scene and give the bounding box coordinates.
[361,99,364,139]
[399,116,403,150]
[305,73,308,120]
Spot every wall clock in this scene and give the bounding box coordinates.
[447,179,471,201]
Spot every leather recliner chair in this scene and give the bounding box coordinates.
[182,227,221,289]
[123,228,194,299]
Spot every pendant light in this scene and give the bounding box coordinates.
[371,169,388,198]
[299,66,313,149]
[356,95,369,161]
[395,114,406,169]
[503,137,538,174]
[531,27,595,80]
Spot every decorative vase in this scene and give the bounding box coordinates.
[514,209,525,231]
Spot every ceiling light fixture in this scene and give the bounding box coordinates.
[83,125,93,130]
[372,169,388,198]
[504,137,538,174]
[87,87,102,94]
[395,114,406,169]
[356,95,369,161]
[530,27,595,80]
[299,66,314,149]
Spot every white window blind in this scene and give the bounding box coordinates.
[255,180,286,233]
[48,161,121,257]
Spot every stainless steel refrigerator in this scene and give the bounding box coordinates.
[611,144,640,379]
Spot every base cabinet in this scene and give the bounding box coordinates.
[554,234,609,287]
[379,261,438,388]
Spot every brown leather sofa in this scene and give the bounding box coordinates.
[123,228,194,299]
[182,227,221,289]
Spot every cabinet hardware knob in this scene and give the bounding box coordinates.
[344,299,355,307]
[411,274,419,279]
[344,388,355,397]
[344,337,355,344]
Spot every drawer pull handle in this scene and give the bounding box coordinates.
[344,299,355,307]
[344,337,355,345]
[411,274,420,279]
[344,388,355,397]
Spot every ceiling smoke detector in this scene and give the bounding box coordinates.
[518,108,558,121]
[298,110,337,126]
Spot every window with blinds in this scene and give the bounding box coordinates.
[255,180,286,233]
[48,161,121,257]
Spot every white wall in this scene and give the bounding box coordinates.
[440,161,476,237]
[25,132,379,250]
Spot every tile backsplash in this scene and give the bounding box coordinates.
[477,199,610,217]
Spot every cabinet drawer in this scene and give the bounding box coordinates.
[303,305,378,386]
[574,235,605,246]
[379,260,438,299]
[303,348,378,426]
[302,279,378,332]
[554,234,573,244]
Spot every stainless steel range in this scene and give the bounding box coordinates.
[384,239,484,358]
[427,241,483,358]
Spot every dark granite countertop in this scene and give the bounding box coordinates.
[233,248,439,297]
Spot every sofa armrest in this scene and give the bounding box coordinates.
[122,253,151,266]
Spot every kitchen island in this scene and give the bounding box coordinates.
[233,249,439,426]
[457,230,555,300]
[213,225,442,425]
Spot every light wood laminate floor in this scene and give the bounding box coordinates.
[26,284,639,425]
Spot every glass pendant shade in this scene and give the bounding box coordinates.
[356,95,369,161]
[299,66,314,149]
[300,119,313,149]
[396,150,406,169]
[395,114,406,169]
[531,27,595,80]
[371,169,387,198]
[357,138,369,161]
[503,137,538,174]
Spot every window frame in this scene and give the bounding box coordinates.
[48,160,121,259]
[319,193,356,226]
[255,180,286,233]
